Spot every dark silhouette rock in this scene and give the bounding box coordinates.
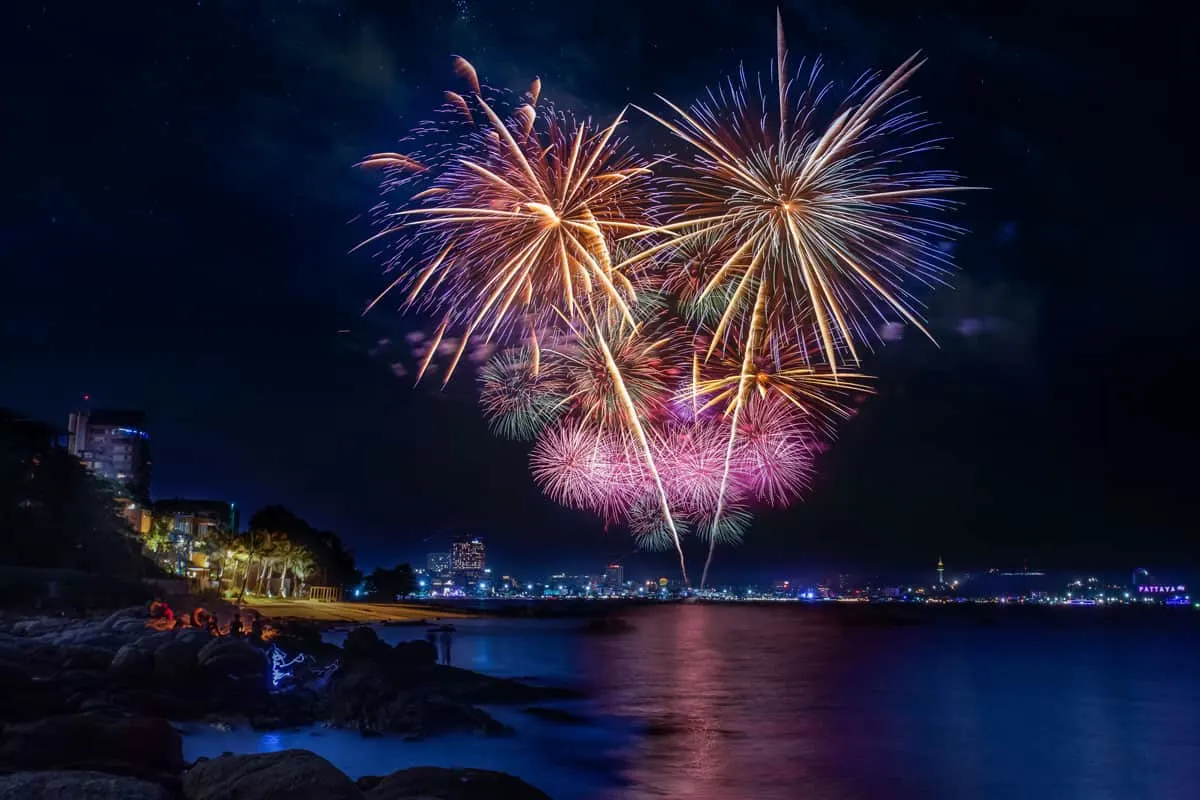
[392,639,436,667]
[108,645,153,680]
[341,626,391,663]
[182,749,362,800]
[0,713,183,786]
[197,639,267,680]
[424,665,580,705]
[363,766,552,800]
[60,645,118,671]
[0,770,172,799]
[99,607,147,632]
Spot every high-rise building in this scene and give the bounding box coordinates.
[936,556,945,586]
[604,563,624,588]
[450,537,485,577]
[67,409,152,502]
[427,552,451,576]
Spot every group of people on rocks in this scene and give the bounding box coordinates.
[147,597,266,643]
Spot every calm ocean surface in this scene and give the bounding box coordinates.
[181,604,1200,799]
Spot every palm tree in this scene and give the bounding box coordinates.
[276,540,308,598]
[290,548,316,599]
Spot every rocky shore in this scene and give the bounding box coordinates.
[0,609,571,798]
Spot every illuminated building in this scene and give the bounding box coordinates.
[604,563,624,589]
[153,498,238,578]
[427,552,451,576]
[451,537,485,577]
[937,556,945,586]
[67,409,152,502]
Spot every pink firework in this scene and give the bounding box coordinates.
[655,420,743,515]
[530,421,642,520]
[733,395,817,507]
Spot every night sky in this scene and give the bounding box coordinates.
[3,1,1192,581]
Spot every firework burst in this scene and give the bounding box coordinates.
[554,311,682,430]
[478,346,567,440]
[734,394,817,507]
[530,421,642,521]
[692,339,872,438]
[634,11,972,379]
[359,58,657,384]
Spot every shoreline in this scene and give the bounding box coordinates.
[0,606,571,798]
[241,598,479,625]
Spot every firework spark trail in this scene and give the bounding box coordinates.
[637,13,970,587]
[357,61,658,386]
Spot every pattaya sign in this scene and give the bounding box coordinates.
[1137,585,1186,594]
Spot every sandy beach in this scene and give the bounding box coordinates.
[242,598,477,623]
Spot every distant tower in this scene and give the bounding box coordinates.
[936,556,945,586]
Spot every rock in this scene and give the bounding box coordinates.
[522,706,587,725]
[423,665,580,705]
[323,662,509,738]
[197,639,267,679]
[364,767,552,800]
[373,694,511,740]
[100,607,147,632]
[392,640,436,667]
[0,661,50,721]
[248,688,320,730]
[0,714,184,778]
[153,638,203,685]
[0,770,172,799]
[341,627,391,662]
[61,645,119,671]
[108,645,154,680]
[182,749,362,800]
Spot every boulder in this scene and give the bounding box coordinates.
[182,750,362,800]
[374,694,511,740]
[341,626,391,662]
[0,713,184,780]
[61,645,120,671]
[99,607,147,632]
[363,767,552,800]
[423,665,580,705]
[153,639,203,684]
[197,639,267,680]
[108,645,154,681]
[0,661,52,721]
[0,770,172,800]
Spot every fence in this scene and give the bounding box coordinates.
[307,585,343,602]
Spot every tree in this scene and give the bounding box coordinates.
[248,505,360,588]
[370,563,416,601]
[145,514,174,556]
[1,409,154,578]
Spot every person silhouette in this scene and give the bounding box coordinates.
[438,629,453,665]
